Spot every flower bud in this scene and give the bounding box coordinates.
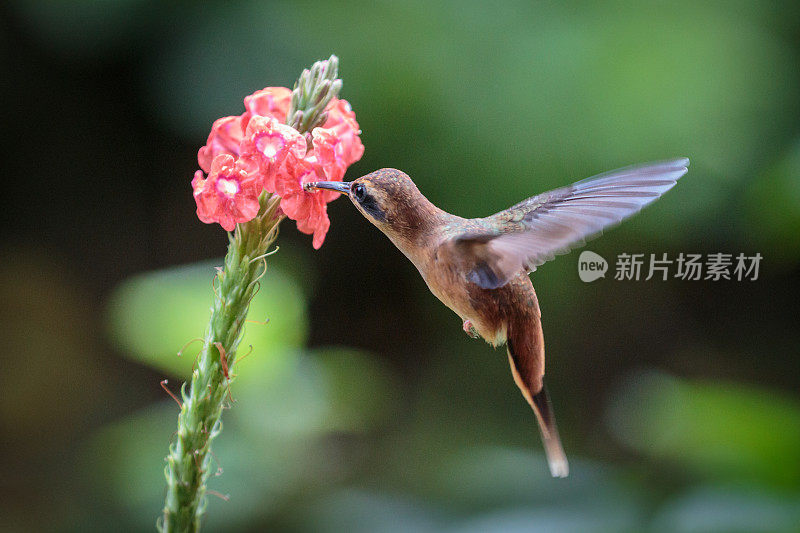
[325,55,339,79]
[313,80,331,104]
[286,56,342,133]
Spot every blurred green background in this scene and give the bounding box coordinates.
[2,1,799,531]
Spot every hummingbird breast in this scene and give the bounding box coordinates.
[379,213,539,347]
[415,238,539,347]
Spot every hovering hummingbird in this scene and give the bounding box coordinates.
[306,157,689,477]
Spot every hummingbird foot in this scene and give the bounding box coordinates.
[462,319,479,338]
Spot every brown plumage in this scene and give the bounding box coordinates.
[307,158,689,477]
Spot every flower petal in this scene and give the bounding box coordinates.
[192,154,261,231]
[197,116,244,173]
[240,87,293,132]
[240,115,306,193]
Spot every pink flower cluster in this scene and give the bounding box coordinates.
[192,87,364,248]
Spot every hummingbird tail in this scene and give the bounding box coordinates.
[506,320,569,478]
[529,384,569,478]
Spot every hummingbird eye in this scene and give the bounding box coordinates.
[352,183,366,202]
[350,181,386,221]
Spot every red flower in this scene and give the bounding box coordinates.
[192,154,260,231]
[239,115,306,193]
[198,88,293,175]
[322,98,364,166]
[197,116,244,174]
[277,154,332,249]
[297,198,330,250]
[306,128,347,203]
[191,87,364,246]
[310,128,344,178]
[191,170,217,223]
[240,87,292,132]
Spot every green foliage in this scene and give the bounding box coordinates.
[650,486,800,533]
[745,142,800,265]
[609,371,800,487]
[79,347,397,531]
[106,259,306,380]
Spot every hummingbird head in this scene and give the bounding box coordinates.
[306,168,442,243]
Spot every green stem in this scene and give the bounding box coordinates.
[159,195,283,533]
[159,54,342,532]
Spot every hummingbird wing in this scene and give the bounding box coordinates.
[452,158,689,289]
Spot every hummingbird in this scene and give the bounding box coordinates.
[306,157,689,477]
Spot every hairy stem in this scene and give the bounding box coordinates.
[159,195,283,532]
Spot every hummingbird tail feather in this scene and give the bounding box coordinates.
[506,320,569,478]
[530,384,569,478]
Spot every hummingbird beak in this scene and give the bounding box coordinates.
[304,181,352,195]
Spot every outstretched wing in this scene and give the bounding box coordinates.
[454,158,689,289]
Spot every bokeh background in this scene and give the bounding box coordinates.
[2,1,800,531]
